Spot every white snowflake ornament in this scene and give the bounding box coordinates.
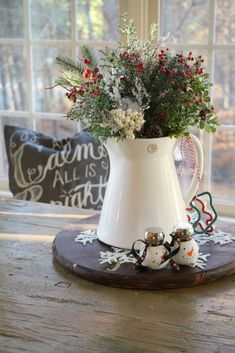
[195,253,211,270]
[99,247,135,265]
[74,230,97,245]
[195,229,235,246]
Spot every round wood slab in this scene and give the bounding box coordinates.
[52,215,235,289]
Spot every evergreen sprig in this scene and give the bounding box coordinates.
[80,45,98,68]
[55,56,84,74]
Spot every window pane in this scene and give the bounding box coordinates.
[0,117,31,178]
[36,118,77,139]
[216,0,235,43]
[211,130,235,200]
[0,0,24,38]
[77,43,117,62]
[30,0,71,39]
[213,50,235,124]
[160,0,209,43]
[77,0,119,41]
[32,45,72,113]
[0,45,28,111]
[174,131,205,202]
[167,48,209,68]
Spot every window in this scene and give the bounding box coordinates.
[160,0,235,216]
[0,0,120,192]
[1,0,234,217]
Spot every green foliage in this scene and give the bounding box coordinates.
[55,56,84,74]
[80,45,98,68]
[55,15,220,140]
[55,56,84,88]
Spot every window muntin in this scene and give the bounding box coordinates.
[0,0,119,184]
[160,0,235,212]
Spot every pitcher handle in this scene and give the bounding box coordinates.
[183,134,204,207]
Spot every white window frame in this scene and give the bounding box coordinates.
[1,0,235,218]
[121,0,235,217]
[158,0,235,217]
[0,0,124,195]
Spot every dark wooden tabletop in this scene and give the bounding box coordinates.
[0,198,235,353]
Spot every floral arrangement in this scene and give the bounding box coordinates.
[55,15,219,140]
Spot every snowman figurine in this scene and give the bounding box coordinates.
[171,222,199,268]
[132,227,170,270]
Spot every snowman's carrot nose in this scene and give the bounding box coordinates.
[187,248,194,257]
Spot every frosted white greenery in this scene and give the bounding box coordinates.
[119,15,172,63]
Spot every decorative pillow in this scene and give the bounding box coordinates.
[4,125,110,210]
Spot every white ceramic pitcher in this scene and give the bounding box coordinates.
[97,135,204,249]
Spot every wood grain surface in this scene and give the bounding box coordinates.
[0,199,235,353]
[52,215,235,289]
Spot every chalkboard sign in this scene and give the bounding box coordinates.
[4,125,110,210]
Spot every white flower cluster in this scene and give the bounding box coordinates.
[110,107,145,140]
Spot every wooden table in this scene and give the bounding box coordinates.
[0,199,235,353]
